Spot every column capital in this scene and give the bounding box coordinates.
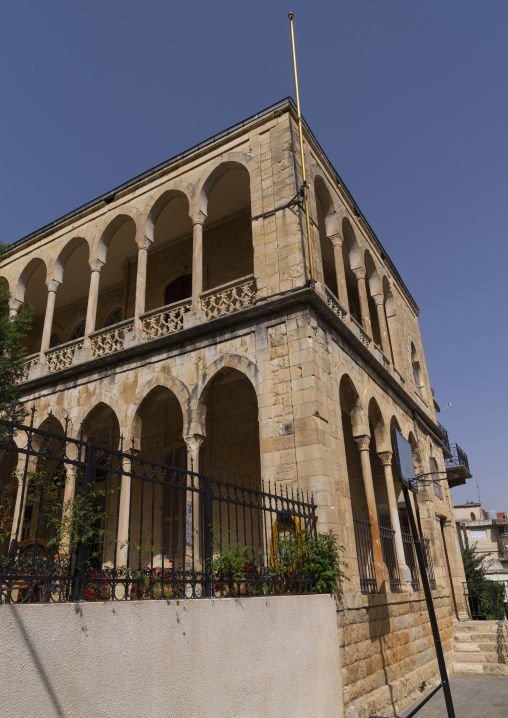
[191,210,207,226]
[136,236,152,251]
[372,293,385,306]
[353,266,366,281]
[89,258,105,273]
[8,298,22,313]
[46,279,61,294]
[184,434,205,453]
[328,232,344,249]
[378,451,393,467]
[355,435,370,451]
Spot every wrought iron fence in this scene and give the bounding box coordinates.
[0,410,317,604]
[380,522,402,593]
[353,516,377,594]
[463,581,508,621]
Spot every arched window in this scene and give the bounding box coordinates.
[411,343,422,387]
[430,457,442,499]
[164,274,192,306]
[70,320,86,341]
[103,307,122,327]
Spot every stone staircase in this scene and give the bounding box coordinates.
[452,620,508,675]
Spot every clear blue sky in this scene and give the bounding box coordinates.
[2,1,506,509]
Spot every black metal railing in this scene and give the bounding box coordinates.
[402,531,420,591]
[445,443,470,472]
[421,537,437,590]
[437,421,451,453]
[0,410,317,604]
[401,531,437,591]
[463,581,508,620]
[353,516,377,594]
[380,522,402,593]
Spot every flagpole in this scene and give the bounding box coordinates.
[288,12,315,284]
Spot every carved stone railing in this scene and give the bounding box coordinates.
[91,319,134,358]
[201,275,256,320]
[372,343,391,371]
[350,316,372,348]
[46,338,84,373]
[18,353,40,383]
[324,287,348,322]
[142,299,191,340]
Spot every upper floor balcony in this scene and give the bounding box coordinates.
[0,100,428,412]
[445,442,472,488]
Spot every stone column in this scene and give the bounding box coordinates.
[134,237,150,329]
[191,212,206,311]
[378,451,412,590]
[355,435,389,591]
[116,454,133,569]
[39,279,60,361]
[353,267,372,335]
[183,212,207,329]
[184,434,204,567]
[373,295,392,362]
[9,455,35,548]
[83,259,104,346]
[8,298,22,319]
[329,233,349,311]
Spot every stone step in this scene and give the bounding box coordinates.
[455,621,508,634]
[454,633,499,643]
[452,651,505,664]
[453,662,508,676]
[454,641,504,653]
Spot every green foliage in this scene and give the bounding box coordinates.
[462,536,487,583]
[0,242,32,429]
[209,542,254,583]
[274,528,348,594]
[476,580,506,620]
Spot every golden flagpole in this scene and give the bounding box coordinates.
[288,12,314,284]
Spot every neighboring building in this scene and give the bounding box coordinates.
[455,501,508,582]
[0,98,473,718]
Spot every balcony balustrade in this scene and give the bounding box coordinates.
[142,299,191,340]
[201,275,256,320]
[46,337,84,373]
[91,319,134,357]
[437,421,451,455]
[20,275,258,380]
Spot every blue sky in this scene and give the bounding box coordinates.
[2,1,506,509]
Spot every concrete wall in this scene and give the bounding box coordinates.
[0,594,343,718]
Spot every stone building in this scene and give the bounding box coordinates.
[0,97,472,717]
[455,501,508,585]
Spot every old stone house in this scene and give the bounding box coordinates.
[0,97,473,718]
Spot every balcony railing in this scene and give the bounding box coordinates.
[142,299,191,340]
[350,315,372,348]
[91,319,134,357]
[324,287,347,322]
[437,421,451,453]
[46,338,84,373]
[201,275,256,320]
[445,443,470,473]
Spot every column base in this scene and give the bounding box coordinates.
[124,328,144,348]
[73,346,93,365]
[183,308,207,329]
[28,362,47,381]
[375,561,391,594]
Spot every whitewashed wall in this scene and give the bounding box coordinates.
[0,594,343,718]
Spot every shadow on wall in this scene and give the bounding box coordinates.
[8,605,67,718]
